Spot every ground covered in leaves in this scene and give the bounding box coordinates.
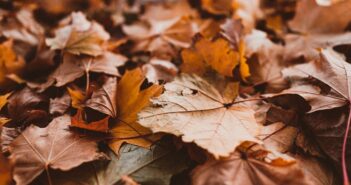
[1,0,351,185]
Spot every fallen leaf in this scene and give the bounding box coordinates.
[7,87,49,127]
[138,74,261,157]
[142,58,178,83]
[0,39,25,87]
[42,140,190,185]
[284,0,351,60]
[67,86,85,109]
[29,52,127,91]
[9,115,105,185]
[85,69,163,153]
[46,12,110,56]
[181,35,241,77]
[49,92,71,115]
[192,143,312,185]
[71,109,109,133]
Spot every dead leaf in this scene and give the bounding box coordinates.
[49,92,71,115]
[29,52,127,91]
[7,87,49,127]
[85,69,163,153]
[71,109,109,133]
[0,39,25,87]
[46,12,110,56]
[43,140,190,185]
[67,86,85,109]
[9,115,105,185]
[181,35,242,78]
[192,143,312,185]
[138,74,261,157]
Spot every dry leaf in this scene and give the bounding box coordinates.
[86,69,163,153]
[138,74,261,157]
[46,12,110,56]
[0,40,25,87]
[192,143,312,185]
[181,35,242,78]
[9,115,105,185]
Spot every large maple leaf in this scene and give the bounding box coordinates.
[138,74,261,157]
[9,115,104,185]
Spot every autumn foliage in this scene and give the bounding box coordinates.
[1,0,351,185]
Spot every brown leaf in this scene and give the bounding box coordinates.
[7,87,49,127]
[192,143,312,185]
[49,92,71,116]
[29,52,127,91]
[86,68,163,153]
[46,12,110,56]
[142,58,178,83]
[71,109,109,133]
[138,74,261,157]
[9,115,105,185]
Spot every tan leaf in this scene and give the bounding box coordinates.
[192,143,312,185]
[29,52,127,91]
[46,12,110,56]
[138,74,261,157]
[9,115,104,185]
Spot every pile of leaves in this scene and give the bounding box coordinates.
[1,0,351,184]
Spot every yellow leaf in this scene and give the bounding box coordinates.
[0,93,11,111]
[0,40,25,86]
[239,40,250,80]
[181,36,240,77]
[67,87,85,109]
[109,68,163,153]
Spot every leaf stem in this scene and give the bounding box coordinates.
[45,166,53,185]
[342,101,351,185]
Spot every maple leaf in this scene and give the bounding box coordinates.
[40,139,189,185]
[181,35,247,78]
[138,74,261,157]
[284,0,351,61]
[192,143,312,185]
[244,30,286,92]
[277,48,351,183]
[9,115,105,185]
[0,39,25,87]
[0,9,44,45]
[46,12,110,56]
[85,68,163,153]
[122,0,199,57]
[7,87,49,127]
[29,52,127,91]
